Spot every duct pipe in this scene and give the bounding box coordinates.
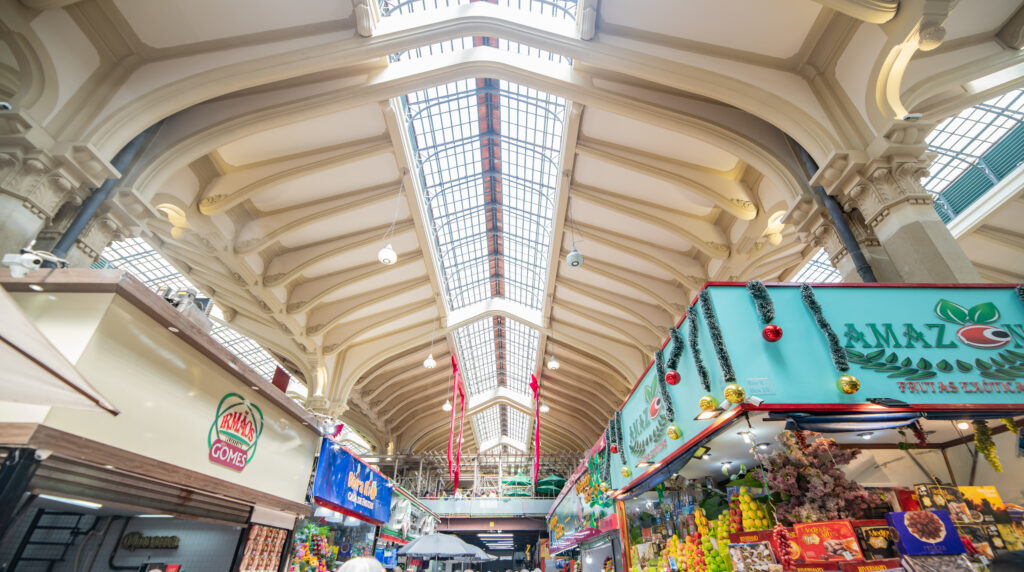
[790,141,878,283]
[49,121,165,260]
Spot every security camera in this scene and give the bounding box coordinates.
[746,395,765,406]
[903,113,923,120]
[0,102,11,110]
[565,247,584,268]
[34,448,53,461]
[2,252,42,278]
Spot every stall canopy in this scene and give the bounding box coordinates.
[0,286,118,415]
[312,441,394,526]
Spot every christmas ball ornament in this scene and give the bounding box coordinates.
[665,370,681,385]
[762,324,783,342]
[724,384,746,404]
[610,444,618,454]
[667,425,682,440]
[621,466,632,478]
[837,373,860,394]
[698,394,718,411]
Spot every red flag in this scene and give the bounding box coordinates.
[448,355,459,478]
[531,374,541,484]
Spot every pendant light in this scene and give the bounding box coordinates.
[539,402,550,414]
[546,353,560,370]
[564,193,583,268]
[442,370,453,411]
[378,175,404,265]
[423,318,438,369]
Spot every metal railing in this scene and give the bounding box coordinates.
[419,497,555,517]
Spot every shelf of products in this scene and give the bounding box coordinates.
[239,524,289,572]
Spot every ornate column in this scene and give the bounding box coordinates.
[811,121,983,283]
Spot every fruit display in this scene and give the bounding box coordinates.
[735,487,773,531]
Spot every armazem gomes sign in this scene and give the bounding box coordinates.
[312,440,393,525]
[208,393,264,472]
[608,285,1024,491]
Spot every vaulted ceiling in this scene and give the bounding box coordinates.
[6,0,1023,455]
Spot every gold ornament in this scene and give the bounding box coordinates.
[698,395,718,411]
[838,373,860,394]
[667,425,682,440]
[621,466,632,478]
[724,384,746,404]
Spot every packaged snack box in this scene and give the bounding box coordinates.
[793,520,864,562]
[899,553,973,571]
[885,510,965,556]
[852,521,897,560]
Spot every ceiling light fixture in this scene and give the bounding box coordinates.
[378,174,405,265]
[956,420,970,430]
[756,442,770,450]
[547,354,560,370]
[28,284,43,292]
[39,494,101,510]
[540,402,550,414]
[858,431,874,440]
[441,370,453,411]
[423,318,438,369]
[694,408,724,421]
[565,192,584,267]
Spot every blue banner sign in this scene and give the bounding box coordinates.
[313,440,393,525]
[608,285,1024,491]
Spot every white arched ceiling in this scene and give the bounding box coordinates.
[10,0,1024,455]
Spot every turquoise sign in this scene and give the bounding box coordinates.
[608,285,1024,491]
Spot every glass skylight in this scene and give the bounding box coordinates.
[792,248,843,283]
[924,89,1023,196]
[98,238,287,383]
[391,37,571,65]
[381,0,578,21]
[473,405,502,444]
[401,73,567,451]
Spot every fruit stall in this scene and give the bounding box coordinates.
[553,283,1024,572]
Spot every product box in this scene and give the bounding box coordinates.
[791,563,840,571]
[956,523,1004,559]
[899,554,973,572]
[793,520,864,562]
[838,559,903,572]
[852,520,897,560]
[730,529,774,545]
[912,484,963,512]
[958,485,1011,524]
[728,541,777,572]
[996,523,1023,550]
[885,510,965,556]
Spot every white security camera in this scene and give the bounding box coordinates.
[746,395,765,406]
[566,247,584,267]
[903,113,923,120]
[34,448,53,461]
[2,252,41,278]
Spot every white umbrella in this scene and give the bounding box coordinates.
[0,286,118,414]
[341,557,386,572]
[398,533,476,558]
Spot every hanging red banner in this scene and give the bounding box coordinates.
[530,373,541,484]
[448,354,467,489]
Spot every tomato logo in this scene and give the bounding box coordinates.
[956,324,1011,349]
[648,395,662,419]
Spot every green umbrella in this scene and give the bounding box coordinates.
[535,485,562,495]
[537,475,566,486]
[501,474,532,486]
[504,490,531,497]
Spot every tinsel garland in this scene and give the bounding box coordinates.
[601,427,612,485]
[745,279,776,324]
[654,349,676,420]
[1002,417,1019,433]
[613,410,627,465]
[699,290,737,382]
[800,284,850,372]
[666,327,684,370]
[973,420,1003,473]
[1016,285,1024,306]
[687,303,711,392]
[910,421,927,447]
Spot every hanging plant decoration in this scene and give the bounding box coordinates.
[800,284,850,372]
[1002,417,1019,434]
[746,280,783,342]
[654,349,676,421]
[613,410,627,465]
[687,303,712,392]
[910,421,928,447]
[973,420,1003,473]
[665,327,685,385]
[700,290,737,382]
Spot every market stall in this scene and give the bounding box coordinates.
[380,485,441,570]
[560,283,1024,572]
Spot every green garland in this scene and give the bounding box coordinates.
[1002,417,1018,433]
[613,410,627,465]
[800,284,850,372]
[699,290,736,382]
[745,279,776,324]
[666,327,684,370]
[973,420,1002,473]
[654,349,676,420]
[601,427,612,484]
[687,303,711,392]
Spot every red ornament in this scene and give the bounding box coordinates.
[762,324,783,342]
[610,444,619,454]
[665,370,681,385]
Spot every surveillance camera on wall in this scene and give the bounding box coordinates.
[0,102,11,110]
[34,448,53,461]
[2,252,42,278]
[903,113,923,120]
[746,396,765,406]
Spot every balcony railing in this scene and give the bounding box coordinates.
[419,497,555,517]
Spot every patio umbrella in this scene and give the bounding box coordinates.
[453,543,495,562]
[398,533,476,558]
[341,558,386,572]
[501,474,532,486]
[535,484,562,496]
[537,475,566,486]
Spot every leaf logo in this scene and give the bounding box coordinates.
[934,299,1010,349]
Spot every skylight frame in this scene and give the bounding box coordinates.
[380,0,579,21]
